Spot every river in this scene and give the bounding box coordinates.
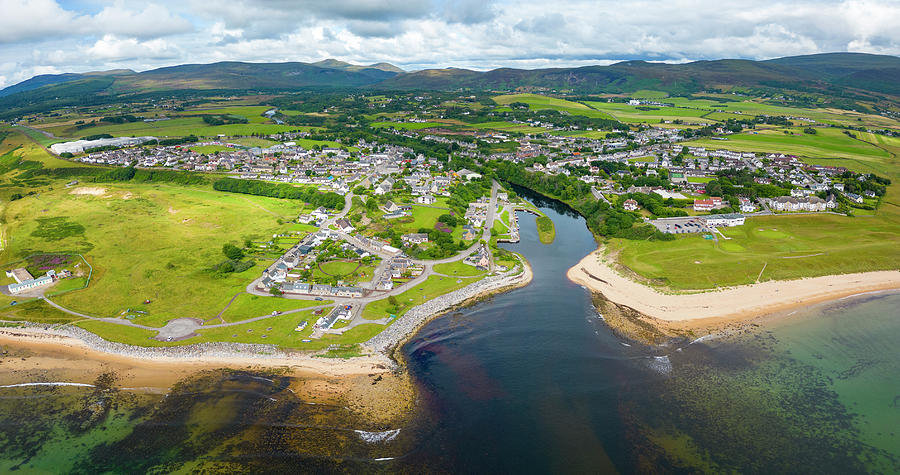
[0,191,898,473]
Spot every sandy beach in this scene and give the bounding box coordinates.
[568,248,900,327]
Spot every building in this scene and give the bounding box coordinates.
[402,233,429,245]
[7,274,54,294]
[702,213,746,227]
[738,197,756,213]
[623,199,640,211]
[416,194,436,204]
[335,218,354,233]
[456,168,482,180]
[693,197,725,212]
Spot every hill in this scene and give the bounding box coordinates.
[376,53,900,97]
[2,53,899,119]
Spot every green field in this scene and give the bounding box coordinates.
[434,260,486,277]
[216,294,330,323]
[362,274,480,320]
[687,127,894,173]
[611,214,900,290]
[585,101,717,124]
[40,117,306,140]
[493,94,615,120]
[2,181,307,327]
[370,121,444,130]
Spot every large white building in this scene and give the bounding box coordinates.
[702,213,746,227]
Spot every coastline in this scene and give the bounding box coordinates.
[0,255,533,424]
[568,247,900,332]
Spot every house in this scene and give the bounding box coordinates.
[402,233,429,245]
[845,192,863,204]
[335,218,354,233]
[623,199,640,211]
[738,197,756,213]
[702,213,745,227]
[383,201,400,213]
[416,194,437,204]
[693,197,725,212]
[461,225,477,240]
[7,273,54,294]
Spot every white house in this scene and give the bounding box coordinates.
[702,213,745,227]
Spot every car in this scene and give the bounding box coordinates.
[314,297,323,301]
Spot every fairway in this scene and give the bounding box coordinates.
[611,213,900,290]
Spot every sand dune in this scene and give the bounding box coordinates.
[568,248,900,325]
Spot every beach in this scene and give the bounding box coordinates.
[0,327,414,426]
[568,247,900,328]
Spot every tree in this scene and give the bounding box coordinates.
[223,244,243,260]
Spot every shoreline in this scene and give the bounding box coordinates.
[568,247,900,332]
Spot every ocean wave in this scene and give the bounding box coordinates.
[646,356,672,376]
[355,428,400,443]
[0,382,95,389]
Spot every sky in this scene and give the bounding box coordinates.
[1,0,900,88]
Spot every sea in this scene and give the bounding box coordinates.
[0,190,897,473]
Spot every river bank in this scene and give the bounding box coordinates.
[568,247,900,334]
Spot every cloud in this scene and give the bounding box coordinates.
[85,35,180,62]
[3,0,900,89]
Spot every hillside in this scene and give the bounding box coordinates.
[2,53,900,119]
[376,53,900,97]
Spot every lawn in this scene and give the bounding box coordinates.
[493,93,615,120]
[189,145,234,154]
[611,213,900,290]
[217,294,330,323]
[318,260,361,276]
[362,275,481,320]
[434,260,486,277]
[394,206,448,233]
[2,180,308,327]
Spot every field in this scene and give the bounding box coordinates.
[38,117,305,140]
[585,101,717,124]
[370,121,444,130]
[362,275,480,320]
[493,94,615,120]
[434,260,486,277]
[688,127,895,174]
[2,180,309,327]
[610,213,900,290]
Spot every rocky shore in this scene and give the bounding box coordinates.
[365,258,533,354]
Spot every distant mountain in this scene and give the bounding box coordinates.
[311,59,404,73]
[0,69,135,97]
[2,53,899,118]
[375,53,900,97]
[0,60,400,99]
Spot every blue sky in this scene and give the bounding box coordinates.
[2,0,900,88]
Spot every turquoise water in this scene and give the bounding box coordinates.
[0,192,897,472]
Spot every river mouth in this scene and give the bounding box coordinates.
[0,190,898,472]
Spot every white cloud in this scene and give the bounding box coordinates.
[85,35,180,62]
[2,0,900,89]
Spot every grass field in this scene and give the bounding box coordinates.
[493,94,615,120]
[611,213,900,290]
[2,180,307,327]
[216,294,330,323]
[585,101,717,124]
[39,117,307,140]
[370,121,444,130]
[362,274,480,320]
[687,127,894,173]
[434,260,486,277]
[394,205,448,233]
